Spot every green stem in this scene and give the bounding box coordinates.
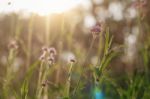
[66,62,73,98]
[36,62,44,99]
[37,62,50,99]
[73,37,96,96]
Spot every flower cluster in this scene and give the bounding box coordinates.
[132,0,147,9]
[132,0,147,19]
[39,46,57,66]
[8,40,18,50]
[91,22,102,39]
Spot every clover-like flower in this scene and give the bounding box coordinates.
[48,47,57,56]
[39,46,57,65]
[91,22,102,38]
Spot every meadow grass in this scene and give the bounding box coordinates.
[0,5,150,99]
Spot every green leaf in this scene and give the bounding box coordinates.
[21,79,28,99]
[101,51,120,71]
[25,61,40,80]
[104,28,110,55]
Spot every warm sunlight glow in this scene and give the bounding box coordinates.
[0,0,83,15]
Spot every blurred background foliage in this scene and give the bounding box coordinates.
[0,0,150,99]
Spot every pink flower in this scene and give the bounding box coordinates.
[91,22,102,38]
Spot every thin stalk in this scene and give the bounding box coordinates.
[55,14,65,85]
[96,33,103,66]
[37,62,50,99]
[15,16,21,40]
[65,62,73,98]
[36,61,44,98]
[41,64,49,99]
[26,14,34,69]
[73,37,96,96]
[45,15,50,46]
[3,49,16,98]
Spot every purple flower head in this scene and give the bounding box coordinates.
[141,0,147,7]
[42,46,48,52]
[39,51,47,61]
[91,22,102,38]
[132,0,147,9]
[48,47,57,56]
[91,23,101,33]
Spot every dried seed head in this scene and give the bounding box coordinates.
[70,59,76,63]
[68,56,76,64]
[41,81,47,87]
[41,80,49,88]
[8,40,18,50]
[41,83,46,87]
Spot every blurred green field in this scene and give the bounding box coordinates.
[0,0,150,99]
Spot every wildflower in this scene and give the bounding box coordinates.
[69,58,76,63]
[132,0,147,9]
[67,54,76,64]
[132,0,147,19]
[91,22,102,38]
[141,0,147,6]
[39,46,57,64]
[47,56,55,66]
[39,54,45,61]
[42,46,48,52]
[39,48,47,61]
[48,47,57,56]
[8,40,18,50]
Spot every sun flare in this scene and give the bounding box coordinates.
[0,0,82,15]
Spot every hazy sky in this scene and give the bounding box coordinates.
[0,0,87,15]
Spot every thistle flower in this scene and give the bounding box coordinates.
[91,22,102,38]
